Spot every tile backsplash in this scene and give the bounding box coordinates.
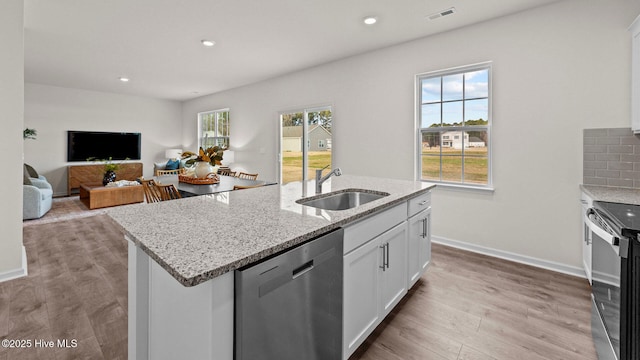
[584,128,640,188]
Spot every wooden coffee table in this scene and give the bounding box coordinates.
[79,183,144,209]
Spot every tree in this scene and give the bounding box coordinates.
[282,111,332,132]
[281,112,304,127]
[422,132,440,148]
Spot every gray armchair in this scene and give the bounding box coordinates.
[23,165,53,220]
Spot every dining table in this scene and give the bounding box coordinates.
[154,174,276,197]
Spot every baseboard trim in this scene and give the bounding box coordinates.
[432,236,585,278]
[0,246,28,283]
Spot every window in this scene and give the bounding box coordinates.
[198,109,229,149]
[417,63,491,187]
[279,106,333,185]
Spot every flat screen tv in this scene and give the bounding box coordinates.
[67,131,141,162]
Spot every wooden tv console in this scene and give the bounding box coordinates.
[67,162,143,196]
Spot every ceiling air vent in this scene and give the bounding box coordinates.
[427,7,456,21]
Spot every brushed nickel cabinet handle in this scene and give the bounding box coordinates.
[385,243,390,269]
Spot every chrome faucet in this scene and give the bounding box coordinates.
[315,165,342,194]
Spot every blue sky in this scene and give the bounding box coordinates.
[421,69,489,127]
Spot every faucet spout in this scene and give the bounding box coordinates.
[315,167,342,194]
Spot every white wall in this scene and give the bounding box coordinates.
[182,0,640,271]
[24,83,183,196]
[1,0,26,279]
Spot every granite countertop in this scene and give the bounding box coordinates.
[107,175,435,287]
[580,184,640,206]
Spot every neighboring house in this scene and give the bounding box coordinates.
[441,131,467,149]
[468,136,485,148]
[440,131,486,149]
[282,125,332,152]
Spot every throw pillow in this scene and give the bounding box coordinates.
[24,163,39,178]
[23,167,32,186]
[166,159,180,170]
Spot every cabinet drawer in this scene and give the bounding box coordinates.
[407,192,431,217]
[344,203,406,255]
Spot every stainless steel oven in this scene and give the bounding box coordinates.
[585,202,633,360]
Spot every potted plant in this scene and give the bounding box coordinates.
[87,157,128,185]
[181,146,224,178]
[23,128,37,140]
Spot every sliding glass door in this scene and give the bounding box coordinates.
[279,106,332,185]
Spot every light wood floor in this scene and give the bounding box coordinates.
[1,215,127,360]
[3,215,595,360]
[351,244,596,360]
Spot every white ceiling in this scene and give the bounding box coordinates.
[24,0,561,101]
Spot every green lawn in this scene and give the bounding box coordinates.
[422,147,488,184]
[281,148,488,184]
[281,151,332,184]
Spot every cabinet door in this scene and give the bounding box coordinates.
[408,209,431,287]
[343,237,381,358]
[581,194,593,285]
[407,213,424,287]
[582,219,593,285]
[379,222,408,317]
[420,209,432,275]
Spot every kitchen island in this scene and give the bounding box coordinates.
[107,175,435,360]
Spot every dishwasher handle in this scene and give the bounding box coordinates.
[292,260,314,279]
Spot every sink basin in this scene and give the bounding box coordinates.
[297,189,389,211]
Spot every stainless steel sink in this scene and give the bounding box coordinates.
[297,189,389,211]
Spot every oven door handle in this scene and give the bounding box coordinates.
[584,209,618,247]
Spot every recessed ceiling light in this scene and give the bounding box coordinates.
[363,16,377,25]
[201,40,216,47]
[119,77,130,82]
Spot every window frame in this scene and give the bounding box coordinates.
[198,108,230,149]
[278,105,333,187]
[415,62,493,190]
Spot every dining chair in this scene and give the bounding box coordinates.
[155,183,182,201]
[236,172,258,180]
[218,167,233,176]
[140,178,162,203]
[233,184,265,190]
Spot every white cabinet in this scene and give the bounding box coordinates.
[343,222,407,359]
[379,224,409,316]
[342,189,432,359]
[580,191,593,285]
[342,204,407,359]
[407,191,431,287]
[128,237,234,360]
[343,232,382,357]
[630,15,640,132]
[407,208,431,287]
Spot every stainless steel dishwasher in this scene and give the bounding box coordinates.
[235,228,343,360]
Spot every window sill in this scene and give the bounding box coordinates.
[422,181,495,193]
